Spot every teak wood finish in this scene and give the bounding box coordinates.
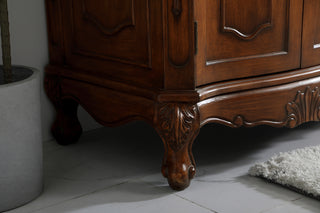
[45,0,320,190]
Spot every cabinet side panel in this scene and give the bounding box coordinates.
[50,0,164,89]
[70,0,150,68]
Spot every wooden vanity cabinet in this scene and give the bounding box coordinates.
[45,0,320,190]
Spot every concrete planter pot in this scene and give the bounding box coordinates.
[0,66,42,212]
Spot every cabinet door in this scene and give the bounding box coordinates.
[195,0,303,86]
[301,0,320,68]
[59,0,163,88]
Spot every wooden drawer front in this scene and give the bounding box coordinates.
[195,0,303,85]
[301,0,320,68]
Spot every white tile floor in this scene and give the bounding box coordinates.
[5,121,320,213]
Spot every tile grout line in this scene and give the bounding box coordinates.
[291,197,303,202]
[258,197,303,213]
[138,178,219,212]
[23,180,130,213]
[174,194,219,213]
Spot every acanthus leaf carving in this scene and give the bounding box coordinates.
[286,87,320,128]
[158,103,199,152]
[203,87,320,129]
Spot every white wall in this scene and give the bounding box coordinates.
[1,0,101,141]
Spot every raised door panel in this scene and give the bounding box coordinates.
[195,0,303,86]
[301,0,320,68]
[60,0,163,88]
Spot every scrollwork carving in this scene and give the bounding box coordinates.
[158,103,199,152]
[221,0,273,40]
[286,87,320,128]
[203,87,320,129]
[156,102,199,190]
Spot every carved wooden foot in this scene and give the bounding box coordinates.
[157,103,200,190]
[45,74,83,145]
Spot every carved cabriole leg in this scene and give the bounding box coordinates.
[156,103,200,190]
[44,73,83,145]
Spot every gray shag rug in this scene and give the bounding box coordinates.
[249,145,320,200]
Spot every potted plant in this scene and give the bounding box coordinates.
[0,0,42,211]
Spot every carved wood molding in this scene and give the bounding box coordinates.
[157,103,200,152]
[167,0,192,68]
[202,87,320,128]
[81,0,135,36]
[203,116,286,128]
[286,87,320,128]
[172,0,182,18]
[221,0,273,41]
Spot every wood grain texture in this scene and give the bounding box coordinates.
[301,0,320,68]
[197,66,320,100]
[221,0,273,40]
[81,0,135,36]
[195,0,303,86]
[199,78,320,128]
[156,103,200,190]
[68,0,151,68]
[55,0,164,89]
[287,87,320,128]
[164,0,195,89]
[200,86,320,128]
[157,103,199,152]
[45,0,320,190]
